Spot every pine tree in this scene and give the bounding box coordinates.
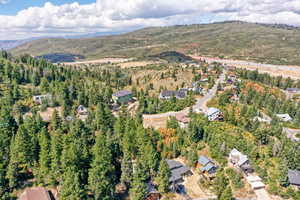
[130,160,147,200]
[60,168,85,200]
[88,133,116,200]
[120,151,133,187]
[37,128,51,184]
[156,159,171,193]
[50,131,63,185]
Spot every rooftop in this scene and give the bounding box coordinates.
[198,155,211,166]
[19,187,52,200]
[288,169,300,186]
[113,90,132,97]
[207,107,221,116]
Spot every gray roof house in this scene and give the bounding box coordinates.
[288,169,300,186]
[206,107,223,121]
[198,156,218,175]
[166,160,192,184]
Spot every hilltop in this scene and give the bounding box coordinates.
[11,21,300,65]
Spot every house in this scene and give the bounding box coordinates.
[282,128,300,142]
[166,160,193,185]
[286,88,300,94]
[77,105,88,115]
[33,94,52,104]
[145,182,161,200]
[206,107,223,121]
[19,187,54,200]
[159,90,186,100]
[112,90,133,104]
[246,175,265,190]
[288,169,300,187]
[229,148,253,174]
[175,113,190,128]
[198,156,218,175]
[276,114,293,122]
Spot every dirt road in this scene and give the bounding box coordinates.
[191,56,300,79]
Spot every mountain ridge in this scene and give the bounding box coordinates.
[10,21,300,65]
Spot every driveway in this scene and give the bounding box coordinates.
[254,188,271,200]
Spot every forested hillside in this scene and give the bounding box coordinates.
[11,21,300,65]
[1,51,300,199]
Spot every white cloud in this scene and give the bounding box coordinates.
[0,0,9,4]
[1,0,300,40]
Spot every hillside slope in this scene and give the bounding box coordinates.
[11,21,300,65]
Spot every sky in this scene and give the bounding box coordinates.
[1,0,300,40]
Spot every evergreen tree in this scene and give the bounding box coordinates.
[120,151,133,187]
[88,133,116,200]
[60,168,85,200]
[37,128,51,184]
[130,160,147,200]
[156,159,171,193]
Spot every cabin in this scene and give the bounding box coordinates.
[175,113,190,128]
[229,148,254,174]
[145,182,161,200]
[159,90,186,100]
[246,175,265,190]
[19,187,55,200]
[198,156,218,176]
[206,107,223,121]
[112,90,133,104]
[77,105,88,115]
[288,169,300,187]
[33,94,52,104]
[276,114,293,122]
[166,160,193,186]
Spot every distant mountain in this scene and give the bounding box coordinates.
[10,21,300,65]
[0,40,28,50]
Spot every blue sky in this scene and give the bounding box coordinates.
[0,0,95,15]
[1,0,300,40]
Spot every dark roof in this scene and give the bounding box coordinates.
[160,90,186,99]
[113,90,132,97]
[146,182,159,194]
[166,159,183,170]
[160,90,177,98]
[288,170,300,186]
[166,159,192,183]
[198,156,211,166]
[200,163,216,172]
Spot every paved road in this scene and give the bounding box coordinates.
[143,71,226,121]
[192,72,225,113]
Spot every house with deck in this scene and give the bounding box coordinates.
[229,148,254,174]
[166,159,193,190]
[112,90,133,104]
[198,155,218,177]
